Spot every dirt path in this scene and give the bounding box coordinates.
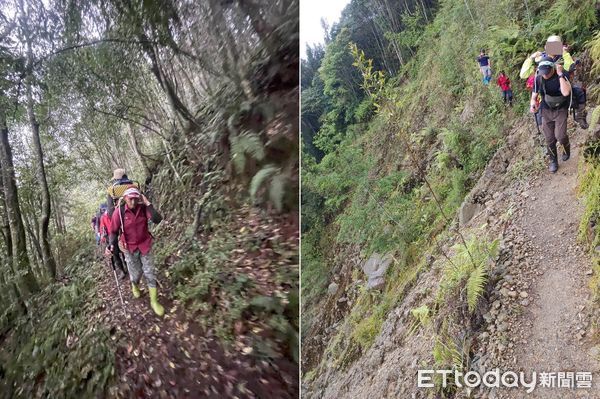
[498,137,600,398]
[95,258,297,398]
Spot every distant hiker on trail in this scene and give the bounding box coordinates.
[477,49,492,84]
[99,203,109,244]
[496,71,513,106]
[91,214,100,245]
[530,55,571,174]
[107,186,165,316]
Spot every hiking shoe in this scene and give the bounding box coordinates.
[131,283,141,298]
[149,287,164,316]
[549,160,558,173]
[562,153,570,161]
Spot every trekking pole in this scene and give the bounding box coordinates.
[110,255,128,318]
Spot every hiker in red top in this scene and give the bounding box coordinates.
[100,204,127,278]
[107,186,165,316]
[496,71,513,106]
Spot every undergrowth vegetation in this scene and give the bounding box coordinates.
[153,204,299,364]
[579,29,600,305]
[0,245,115,397]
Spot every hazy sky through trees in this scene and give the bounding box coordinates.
[300,0,350,57]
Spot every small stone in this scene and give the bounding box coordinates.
[519,291,528,298]
[586,270,593,276]
[508,291,518,299]
[328,282,339,294]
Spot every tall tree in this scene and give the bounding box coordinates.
[18,0,57,279]
[0,108,39,296]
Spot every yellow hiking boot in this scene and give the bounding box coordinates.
[148,287,164,316]
[131,283,141,298]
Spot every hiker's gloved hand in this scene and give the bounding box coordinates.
[104,245,113,257]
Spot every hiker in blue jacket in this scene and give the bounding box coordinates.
[477,49,492,84]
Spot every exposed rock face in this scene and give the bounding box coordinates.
[362,253,393,290]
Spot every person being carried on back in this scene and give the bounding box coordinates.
[521,35,588,129]
[106,186,165,316]
[530,55,571,174]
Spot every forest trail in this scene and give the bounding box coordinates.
[493,133,600,399]
[95,256,297,399]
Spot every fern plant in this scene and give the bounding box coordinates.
[230,131,265,173]
[437,236,499,313]
[249,164,287,212]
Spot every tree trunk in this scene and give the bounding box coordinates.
[22,6,57,280]
[127,122,152,178]
[24,214,43,268]
[0,109,39,295]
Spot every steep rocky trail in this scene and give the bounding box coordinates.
[475,131,600,399]
[303,114,600,398]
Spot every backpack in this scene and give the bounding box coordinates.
[538,75,570,109]
[571,86,586,108]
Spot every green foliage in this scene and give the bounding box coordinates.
[466,261,487,313]
[0,250,115,397]
[249,164,287,212]
[431,327,470,394]
[168,229,298,364]
[300,226,331,325]
[438,236,499,313]
[411,304,431,325]
[350,42,386,103]
[591,106,600,130]
[352,313,381,350]
[230,131,266,173]
[385,11,426,57]
[578,163,600,251]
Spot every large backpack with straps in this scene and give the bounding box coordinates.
[537,73,585,110]
[107,179,140,200]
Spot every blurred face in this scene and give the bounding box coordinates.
[125,195,140,209]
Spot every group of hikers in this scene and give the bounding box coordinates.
[476,35,589,173]
[90,169,165,316]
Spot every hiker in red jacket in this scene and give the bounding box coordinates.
[100,204,127,278]
[107,186,165,316]
[497,71,513,106]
